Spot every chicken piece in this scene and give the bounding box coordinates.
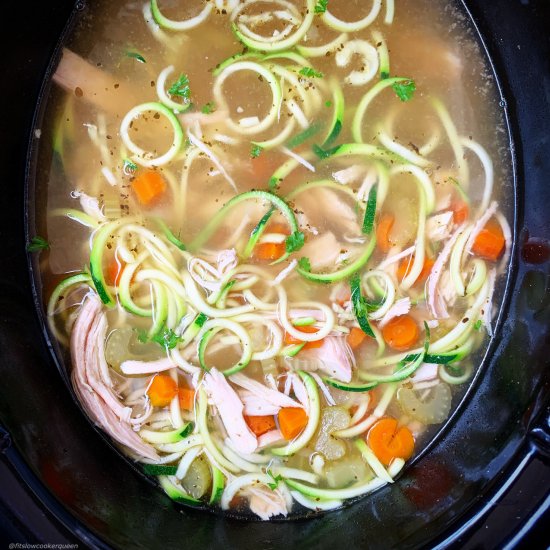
[300,232,342,271]
[203,369,257,454]
[53,49,136,114]
[314,188,360,235]
[300,336,355,383]
[246,484,290,520]
[426,211,454,242]
[71,295,158,460]
[231,373,301,416]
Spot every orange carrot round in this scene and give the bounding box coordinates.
[178,388,195,411]
[367,417,415,466]
[106,257,124,286]
[376,213,395,253]
[147,374,178,407]
[278,407,308,440]
[244,415,276,437]
[452,201,469,224]
[131,170,166,206]
[396,256,434,285]
[381,314,419,351]
[284,325,324,349]
[471,218,505,261]
[347,327,367,349]
[253,241,286,261]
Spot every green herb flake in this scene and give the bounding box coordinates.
[474,319,483,331]
[125,51,147,64]
[314,0,328,14]
[285,231,305,253]
[195,313,208,328]
[136,329,148,344]
[350,273,375,338]
[392,79,416,102]
[123,158,138,174]
[250,144,263,158]
[152,327,182,350]
[26,236,50,252]
[325,100,332,108]
[298,257,311,272]
[168,73,191,102]
[201,101,216,114]
[266,470,283,490]
[362,186,377,234]
[299,67,324,79]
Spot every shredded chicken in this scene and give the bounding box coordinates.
[53,49,136,114]
[71,295,158,460]
[299,336,355,383]
[245,484,290,520]
[203,368,257,454]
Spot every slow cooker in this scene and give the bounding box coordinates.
[0,0,548,547]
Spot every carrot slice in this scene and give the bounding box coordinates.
[278,407,308,440]
[244,414,277,437]
[284,325,324,349]
[381,314,419,351]
[347,327,367,349]
[147,374,178,407]
[253,241,286,261]
[367,417,415,466]
[178,388,195,411]
[106,257,124,286]
[472,218,505,261]
[451,201,469,224]
[376,213,395,253]
[396,256,435,285]
[131,170,166,206]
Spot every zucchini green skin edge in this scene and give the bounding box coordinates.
[323,378,378,392]
[89,220,122,307]
[209,466,225,504]
[140,422,193,444]
[322,79,344,147]
[358,349,426,383]
[158,476,201,505]
[242,207,275,259]
[297,234,376,283]
[190,190,301,261]
[142,464,178,476]
[271,371,320,456]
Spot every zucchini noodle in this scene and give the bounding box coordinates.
[120,102,184,168]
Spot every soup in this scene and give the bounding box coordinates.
[30,0,512,520]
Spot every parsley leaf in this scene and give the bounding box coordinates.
[299,67,324,79]
[250,144,263,158]
[168,74,191,102]
[350,273,375,338]
[266,470,283,490]
[201,101,216,114]
[125,51,147,64]
[314,0,328,14]
[26,236,50,252]
[122,158,137,174]
[151,327,182,350]
[473,319,483,331]
[298,257,311,272]
[392,79,416,102]
[285,231,305,253]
